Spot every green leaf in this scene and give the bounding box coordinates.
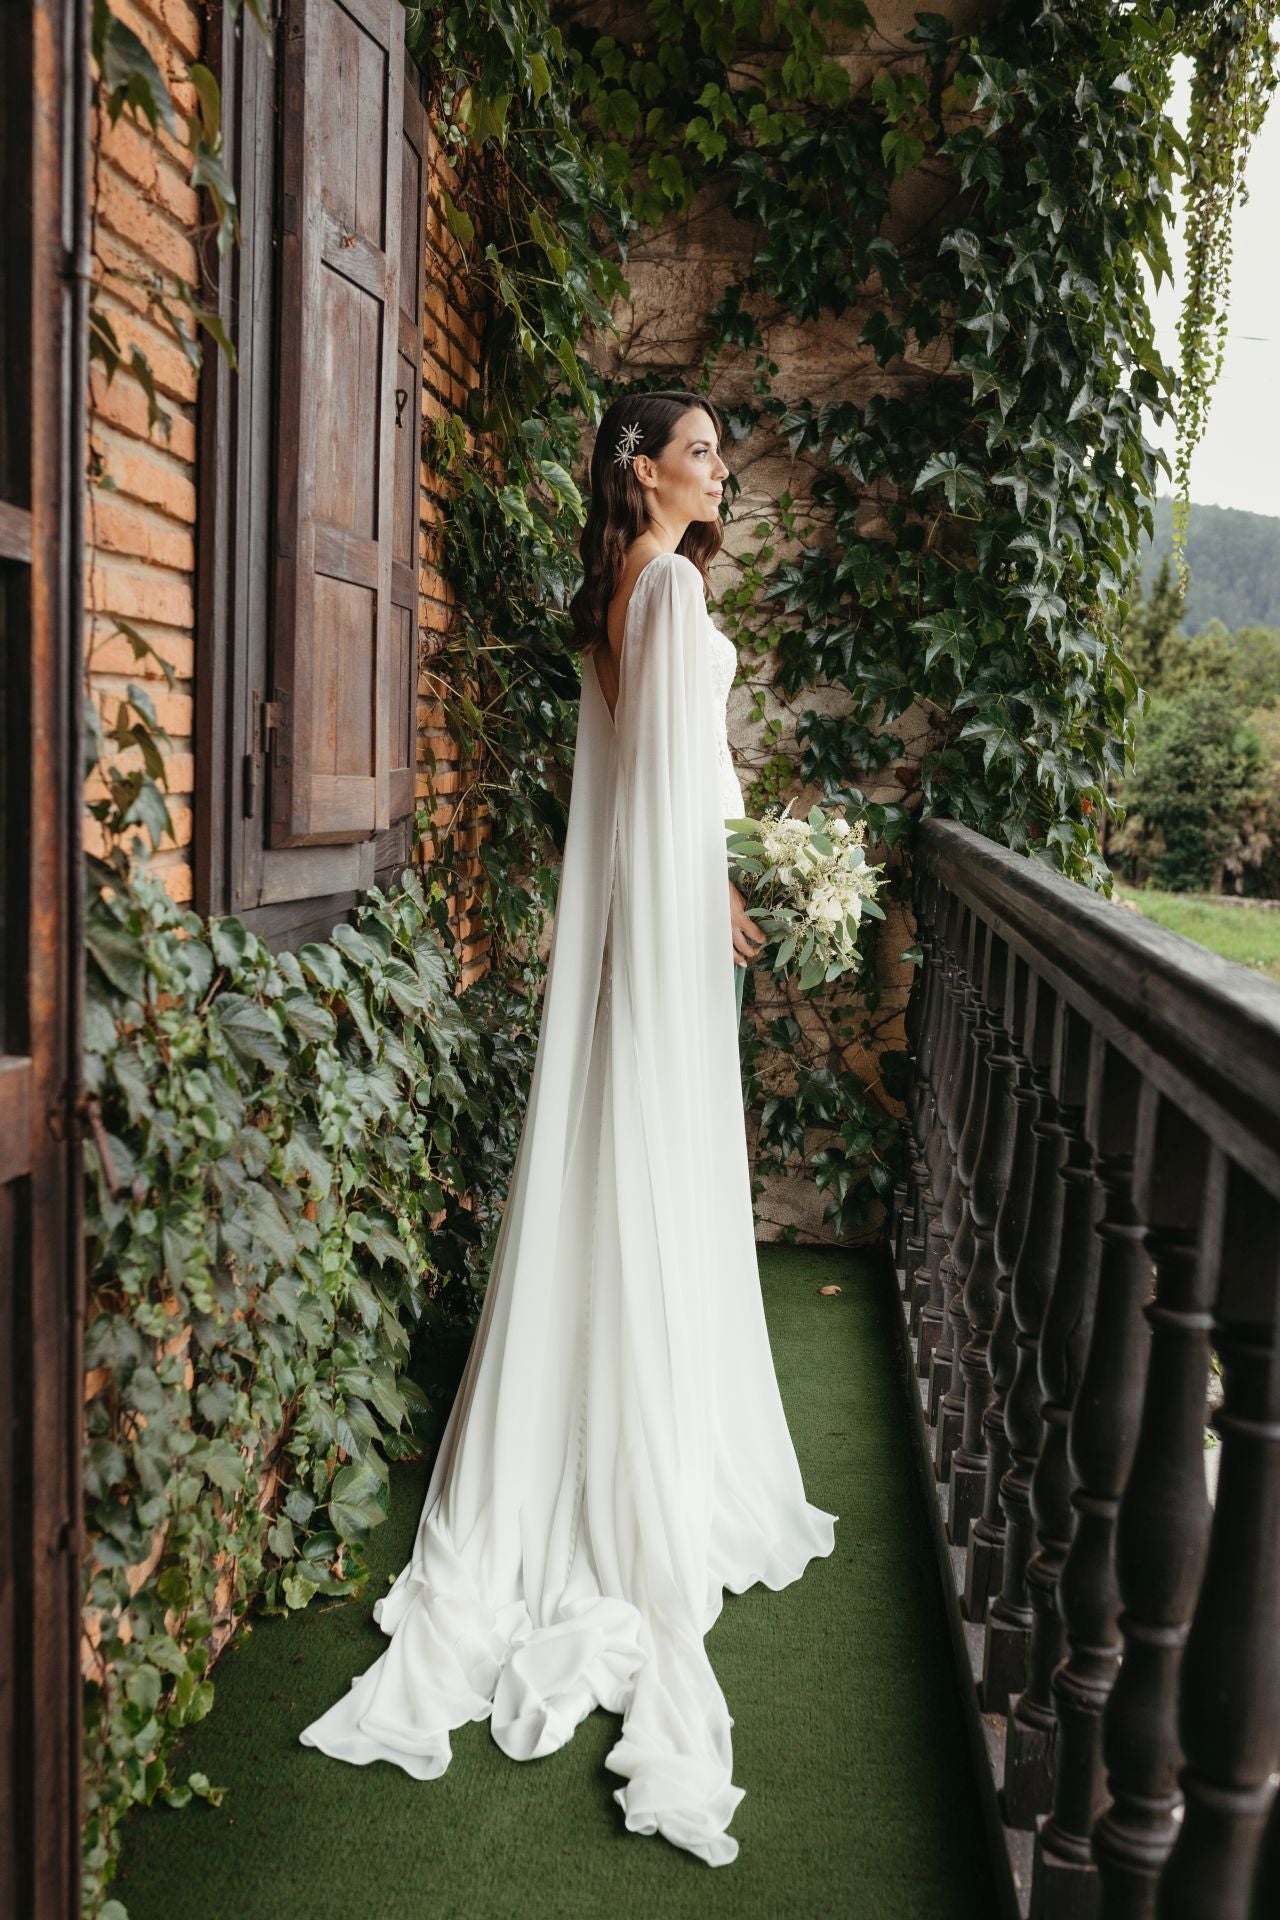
[93,0,179,138]
[86,917,146,999]
[281,992,336,1045]
[327,1460,386,1540]
[283,1486,316,1527]
[190,1437,245,1496]
[212,994,287,1070]
[440,188,475,247]
[283,1570,320,1610]
[267,1514,296,1559]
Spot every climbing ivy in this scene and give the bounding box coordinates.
[413,0,1268,1228]
[1169,1,1279,588]
[81,755,540,1915]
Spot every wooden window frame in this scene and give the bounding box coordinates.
[2,0,87,1910]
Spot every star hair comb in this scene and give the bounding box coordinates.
[613,421,644,468]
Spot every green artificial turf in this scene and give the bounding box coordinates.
[112,1245,997,1920]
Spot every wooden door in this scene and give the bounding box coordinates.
[1,1,86,1913]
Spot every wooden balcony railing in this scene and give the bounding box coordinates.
[891,818,1280,1920]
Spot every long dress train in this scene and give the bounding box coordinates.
[298,550,838,1865]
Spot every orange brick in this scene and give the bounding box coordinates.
[98,112,200,226]
[94,677,194,738]
[89,291,200,413]
[90,559,194,631]
[96,164,200,290]
[89,429,195,520]
[87,619,194,680]
[91,495,195,573]
[84,795,190,857]
[149,848,193,903]
[112,0,199,68]
[90,364,197,461]
[85,750,194,797]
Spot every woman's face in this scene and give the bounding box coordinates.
[636,408,730,528]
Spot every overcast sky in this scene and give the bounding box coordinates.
[1146,55,1280,521]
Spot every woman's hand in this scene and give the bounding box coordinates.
[729,878,767,967]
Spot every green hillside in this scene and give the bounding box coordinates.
[1138,496,1280,632]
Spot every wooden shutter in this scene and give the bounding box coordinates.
[389,71,426,823]
[272,0,404,846]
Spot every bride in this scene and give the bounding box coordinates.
[298,389,839,1866]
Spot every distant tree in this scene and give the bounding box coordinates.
[1230,626,1280,709]
[1122,552,1188,693]
[1120,565,1280,706]
[1241,704,1280,897]
[1113,687,1269,893]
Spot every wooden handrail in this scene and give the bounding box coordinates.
[917,819,1280,1200]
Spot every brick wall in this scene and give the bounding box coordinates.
[83,11,495,989]
[78,4,494,1698]
[84,0,202,902]
[415,126,495,991]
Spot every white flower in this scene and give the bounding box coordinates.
[807,886,844,924]
[829,817,850,839]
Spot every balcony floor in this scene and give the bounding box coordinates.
[112,1245,998,1919]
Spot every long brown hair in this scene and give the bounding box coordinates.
[568,390,726,656]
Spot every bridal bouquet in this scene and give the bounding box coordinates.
[725,799,886,993]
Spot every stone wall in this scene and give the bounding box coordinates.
[579,0,995,1240]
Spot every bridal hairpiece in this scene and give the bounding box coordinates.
[613,421,644,468]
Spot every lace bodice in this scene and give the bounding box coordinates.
[706,617,744,821]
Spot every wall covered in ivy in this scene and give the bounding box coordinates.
[543,0,1177,1238]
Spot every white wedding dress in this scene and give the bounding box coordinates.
[298,550,838,1865]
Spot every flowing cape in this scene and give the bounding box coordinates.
[298,550,838,1865]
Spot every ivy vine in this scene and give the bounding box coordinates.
[1169,1,1279,589]
[82,738,540,1915]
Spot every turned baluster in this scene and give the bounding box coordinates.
[950,936,1019,1548]
[1032,1053,1157,1919]
[1249,1786,1280,1920]
[899,872,943,1279]
[928,911,983,1444]
[933,921,993,1482]
[912,900,966,1356]
[904,886,945,1320]
[965,956,1036,1625]
[895,879,931,1283]
[1158,1171,1280,1920]
[1007,1007,1103,1829]
[1093,1110,1215,1920]
[898,950,934,1304]
[984,977,1065,1719]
